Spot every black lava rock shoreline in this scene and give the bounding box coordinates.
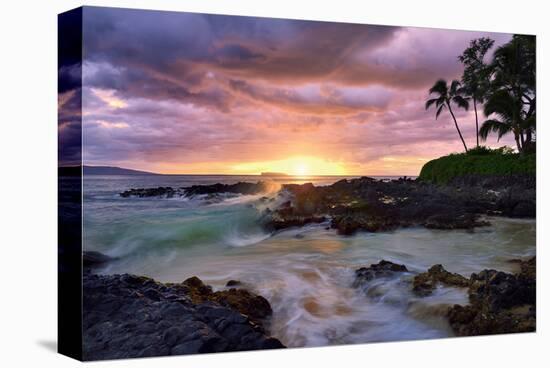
[120,181,273,198]
[353,258,536,336]
[83,254,535,359]
[120,174,535,235]
[262,175,535,235]
[83,271,284,360]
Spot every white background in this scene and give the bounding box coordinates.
[0,0,547,367]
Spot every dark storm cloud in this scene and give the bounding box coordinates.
[81,7,400,92]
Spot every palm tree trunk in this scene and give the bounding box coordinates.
[447,103,468,152]
[514,132,522,153]
[520,131,526,148]
[525,129,533,152]
[473,98,479,148]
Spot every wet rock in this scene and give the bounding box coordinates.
[423,213,490,230]
[183,181,271,196]
[120,181,272,199]
[447,257,536,336]
[181,276,272,326]
[510,200,536,218]
[120,187,179,198]
[518,256,536,281]
[353,260,408,287]
[261,174,533,234]
[181,276,214,301]
[331,215,399,235]
[448,301,535,336]
[265,212,326,231]
[83,273,284,360]
[412,264,469,296]
[211,289,272,326]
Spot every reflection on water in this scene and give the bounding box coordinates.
[83,175,536,347]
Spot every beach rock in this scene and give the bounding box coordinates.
[423,213,490,230]
[180,276,272,327]
[183,181,271,196]
[447,257,536,336]
[120,186,179,198]
[447,303,535,336]
[412,264,469,296]
[83,273,283,360]
[264,206,326,231]
[510,200,536,218]
[120,181,272,199]
[353,260,408,287]
[331,215,399,235]
[261,174,533,235]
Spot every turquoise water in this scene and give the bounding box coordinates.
[83,175,536,347]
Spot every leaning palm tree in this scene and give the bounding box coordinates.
[425,79,470,152]
[479,89,524,152]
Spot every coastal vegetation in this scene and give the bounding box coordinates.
[418,147,535,184]
[425,34,536,154]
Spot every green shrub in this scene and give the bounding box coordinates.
[418,147,535,184]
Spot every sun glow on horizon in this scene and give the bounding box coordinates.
[128,154,430,176]
[230,156,348,176]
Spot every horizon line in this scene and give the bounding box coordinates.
[67,165,420,177]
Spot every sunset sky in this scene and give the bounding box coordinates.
[59,7,514,176]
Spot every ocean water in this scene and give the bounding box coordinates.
[83,174,536,347]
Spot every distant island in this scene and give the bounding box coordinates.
[261,172,289,177]
[59,165,158,176]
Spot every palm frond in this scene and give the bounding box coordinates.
[479,119,511,141]
[483,90,516,118]
[452,95,470,110]
[449,80,461,94]
[435,104,445,119]
[429,79,448,96]
[425,98,439,110]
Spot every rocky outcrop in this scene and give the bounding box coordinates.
[183,182,272,196]
[412,264,469,296]
[178,276,273,327]
[447,257,536,336]
[331,215,400,235]
[119,175,534,234]
[261,200,327,231]
[423,214,490,230]
[260,176,534,235]
[83,273,284,360]
[120,186,181,198]
[354,258,536,336]
[120,182,271,198]
[353,260,408,288]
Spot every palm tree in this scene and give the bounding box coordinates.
[486,35,536,153]
[425,79,470,152]
[479,90,524,152]
[458,38,494,148]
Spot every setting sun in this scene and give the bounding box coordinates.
[293,162,309,176]
[229,156,348,176]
